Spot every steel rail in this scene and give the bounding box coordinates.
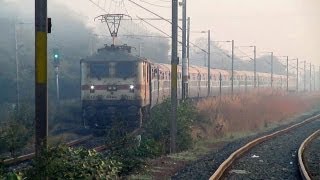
[209,114,320,180]
[2,135,93,165]
[298,129,320,180]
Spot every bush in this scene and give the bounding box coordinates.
[0,122,29,157]
[24,146,121,179]
[0,104,33,156]
[103,114,170,175]
[143,99,197,154]
[104,118,148,175]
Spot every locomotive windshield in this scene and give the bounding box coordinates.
[115,61,135,78]
[88,61,136,79]
[90,63,109,78]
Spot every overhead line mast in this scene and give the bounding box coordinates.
[35,0,48,157]
[170,0,178,154]
[182,0,188,100]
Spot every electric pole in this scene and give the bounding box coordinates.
[187,17,190,78]
[14,23,20,114]
[286,56,289,92]
[35,0,48,156]
[296,58,299,92]
[53,48,60,104]
[310,63,312,92]
[314,65,316,91]
[55,67,60,103]
[271,52,273,88]
[170,0,178,154]
[182,0,188,100]
[253,46,256,88]
[139,43,142,57]
[304,61,306,92]
[207,30,211,97]
[231,40,234,96]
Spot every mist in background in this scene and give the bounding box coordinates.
[0,0,298,107]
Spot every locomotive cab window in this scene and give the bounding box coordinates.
[90,63,109,78]
[115,61,136,79]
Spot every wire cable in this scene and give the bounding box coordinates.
[139,0,170,8]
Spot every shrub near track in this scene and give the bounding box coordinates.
[104,99,198,175]
[0,104,33,157]
[144,99,197,154]
[2,146,122,179]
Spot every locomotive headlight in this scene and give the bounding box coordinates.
[90,85,95,93]
[129,85,135,92]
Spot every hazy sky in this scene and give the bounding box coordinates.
[53,0,320,65]
[6,0,320,65]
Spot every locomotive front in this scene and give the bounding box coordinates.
[81,45,147,130]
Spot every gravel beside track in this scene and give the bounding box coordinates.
[172,112,319,180]
[304,133,320,180]
[224,119,320,180]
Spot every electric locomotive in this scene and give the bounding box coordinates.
[81,44,151,130]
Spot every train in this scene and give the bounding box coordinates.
[80,44,297,130]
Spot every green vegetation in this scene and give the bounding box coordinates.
[144,99,196,154]
[25,146,121,179]
[101,99,198,176]
[0,100,198,178]
[1,146,121,179]
[0,104,33,157]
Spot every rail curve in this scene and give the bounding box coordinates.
[298,129,320,180]
[209,114,320,180]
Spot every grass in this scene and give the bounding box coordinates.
[194,90,320,140]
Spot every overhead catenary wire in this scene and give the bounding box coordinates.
[127,0,183,30]
[234,46,253,61]
[152,0,171,3]
[139,0,171,8]
[136,16,170,37]
[127,0,172,24]
[120,0,131,17]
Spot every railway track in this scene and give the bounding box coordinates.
[2,127,141,167]
[209,114,320,180]
[2,135,93,165]
[299,129,320,180]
